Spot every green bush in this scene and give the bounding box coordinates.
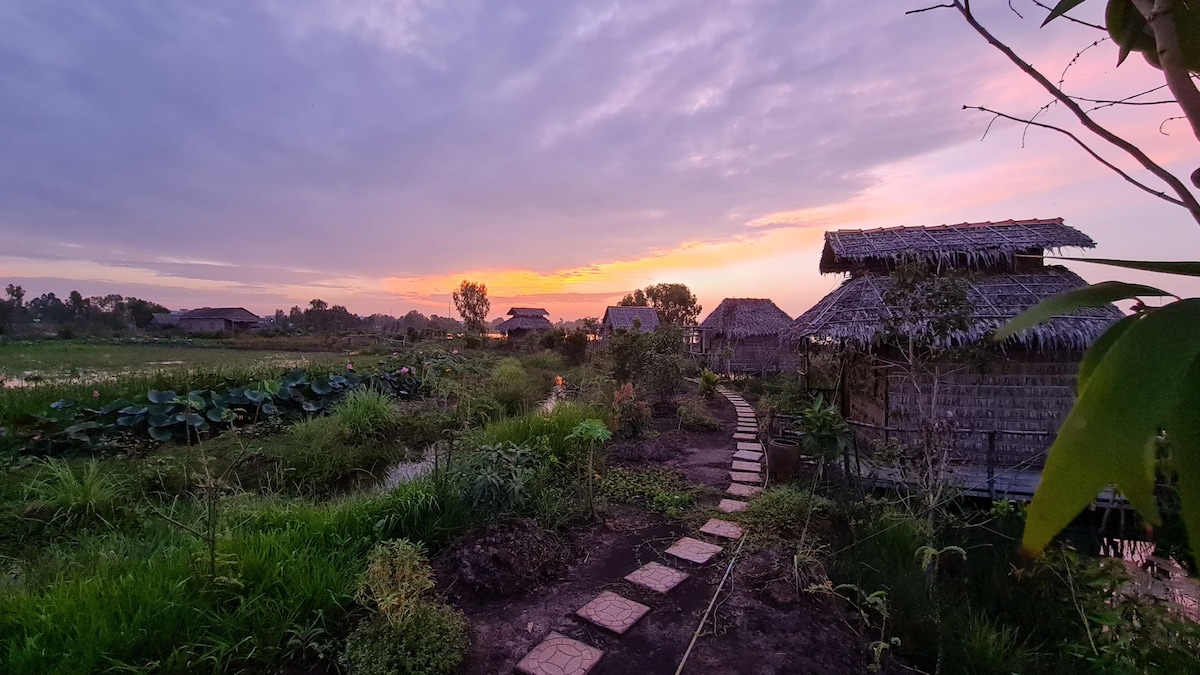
[478,402,607,466]
[335,388,399,443]
[454,443,539,514]
[698,369,719,398]
[341,604,467,675]
[490,357,536,416]
[678,397,720,432]
[609,383,650,439]
[342,539,467,675]
[641,353,684,402]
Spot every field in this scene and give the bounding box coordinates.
[2,336,1198,674]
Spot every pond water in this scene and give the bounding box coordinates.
[1099,537,1200,623]
[381,448,438,489]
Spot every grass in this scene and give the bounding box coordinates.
[599,467,696,517]
[477,402,608,464]
[0,341,347,378]
[24,458,128,527]
[0,475,479,674]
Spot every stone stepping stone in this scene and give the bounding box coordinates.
[733,433,756,441]
[737,441,764,451]
[727,483,763,498]
[665,536,723,564]
[736,428,758,436]
[732,460,762,472]
[717,498,748,513]
[730,470,761,484]
[624,562,689,593]
[575,591,650,635]
[516,632,604,675]
[700,518,745,540]
[733,450,763,462]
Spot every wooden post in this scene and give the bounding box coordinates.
[987,430,997,501]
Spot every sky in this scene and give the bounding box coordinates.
[1,0,1197,322]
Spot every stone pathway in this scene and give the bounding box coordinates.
[514,386,764,673]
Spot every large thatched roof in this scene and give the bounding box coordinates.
[698,298,793,339]
[496,315,553,334]
[792,267,1122,351]
[820,218,1095,273]
[601,306,660,331]
[507,307,549,317]
[180,307,259,321]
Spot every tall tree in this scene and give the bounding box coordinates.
[452,280,490,332]
[619,283,701,326]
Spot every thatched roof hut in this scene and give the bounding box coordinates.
[819,218,1095,273]
[496,307,552,336]
[698,298,793,339]
[791,218,1122,478]
[690,298,796,373]
[793,268,1121,351]
[601,306,660,332]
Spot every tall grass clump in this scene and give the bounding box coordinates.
[734,485,831,543]
[335,388,399,443]
[490,357,537,416]
[25,458,129,527]
[478,402,607,464]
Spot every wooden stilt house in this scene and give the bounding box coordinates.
[689,298,795,374]
[495,307,553,339]
[790,218,1123,479]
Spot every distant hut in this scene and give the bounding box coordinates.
[178,307,260,333]
[690,298,794,374]
[599,306,660,342]
[496,307,553,339]
[791,218,1122,473]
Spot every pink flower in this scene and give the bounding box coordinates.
[346,363,354,370]
[400,367,410,374]
[452,349,459,355]
[92,390,100,398]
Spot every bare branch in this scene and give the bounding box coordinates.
[1058,38,1109,91]
[905,4,956,15]
[1008,0,1024,19]
[1160,115,1187,134]
[1027,0,1106,30]
[951,0,1200,225]
[965,104,1188,208]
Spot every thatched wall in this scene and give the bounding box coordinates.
[700,335,798,374]
[848,351,1076,468]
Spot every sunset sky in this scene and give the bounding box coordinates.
[2,1,1197,322]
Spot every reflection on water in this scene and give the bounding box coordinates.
[1100,538,1200,623]
[382,448,437,489]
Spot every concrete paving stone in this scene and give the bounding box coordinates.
[731,460,762,472]
[732,450,763,461]
[736,441,764,451]
[624,562,689,593]
[575,591,651,635]
[726,483,763,497]
[699,518,745,540]
[717,498,749,513]
[515,632,604,675]
[732,433,756,441]
[665,536,724,564]
[730,470,761,484]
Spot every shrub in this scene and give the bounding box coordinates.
[559,330,589,366]
[341,604,467,675]
[609,383,651,439]
[335,388,399,443]
[478,402,607,466]
[698,369,719,399]
[454,442,539,515]
[641,353,684,402]
[25,459,128,527]
[678,397,720,432]
[490,358,536,416]
[343,539,467,675]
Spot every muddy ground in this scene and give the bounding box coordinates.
[437,394,903,674]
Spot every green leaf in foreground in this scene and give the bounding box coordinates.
[1171,358,1200,560]
[1076,314,1138,395]
[992,280,1171,342]
[1022,299,1200,556]
[1044,257,1200,277]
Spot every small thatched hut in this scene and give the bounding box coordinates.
[791,218,1122,471]
[495,307,553,338]
[690,298,795,374]
[600,306,660,342]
